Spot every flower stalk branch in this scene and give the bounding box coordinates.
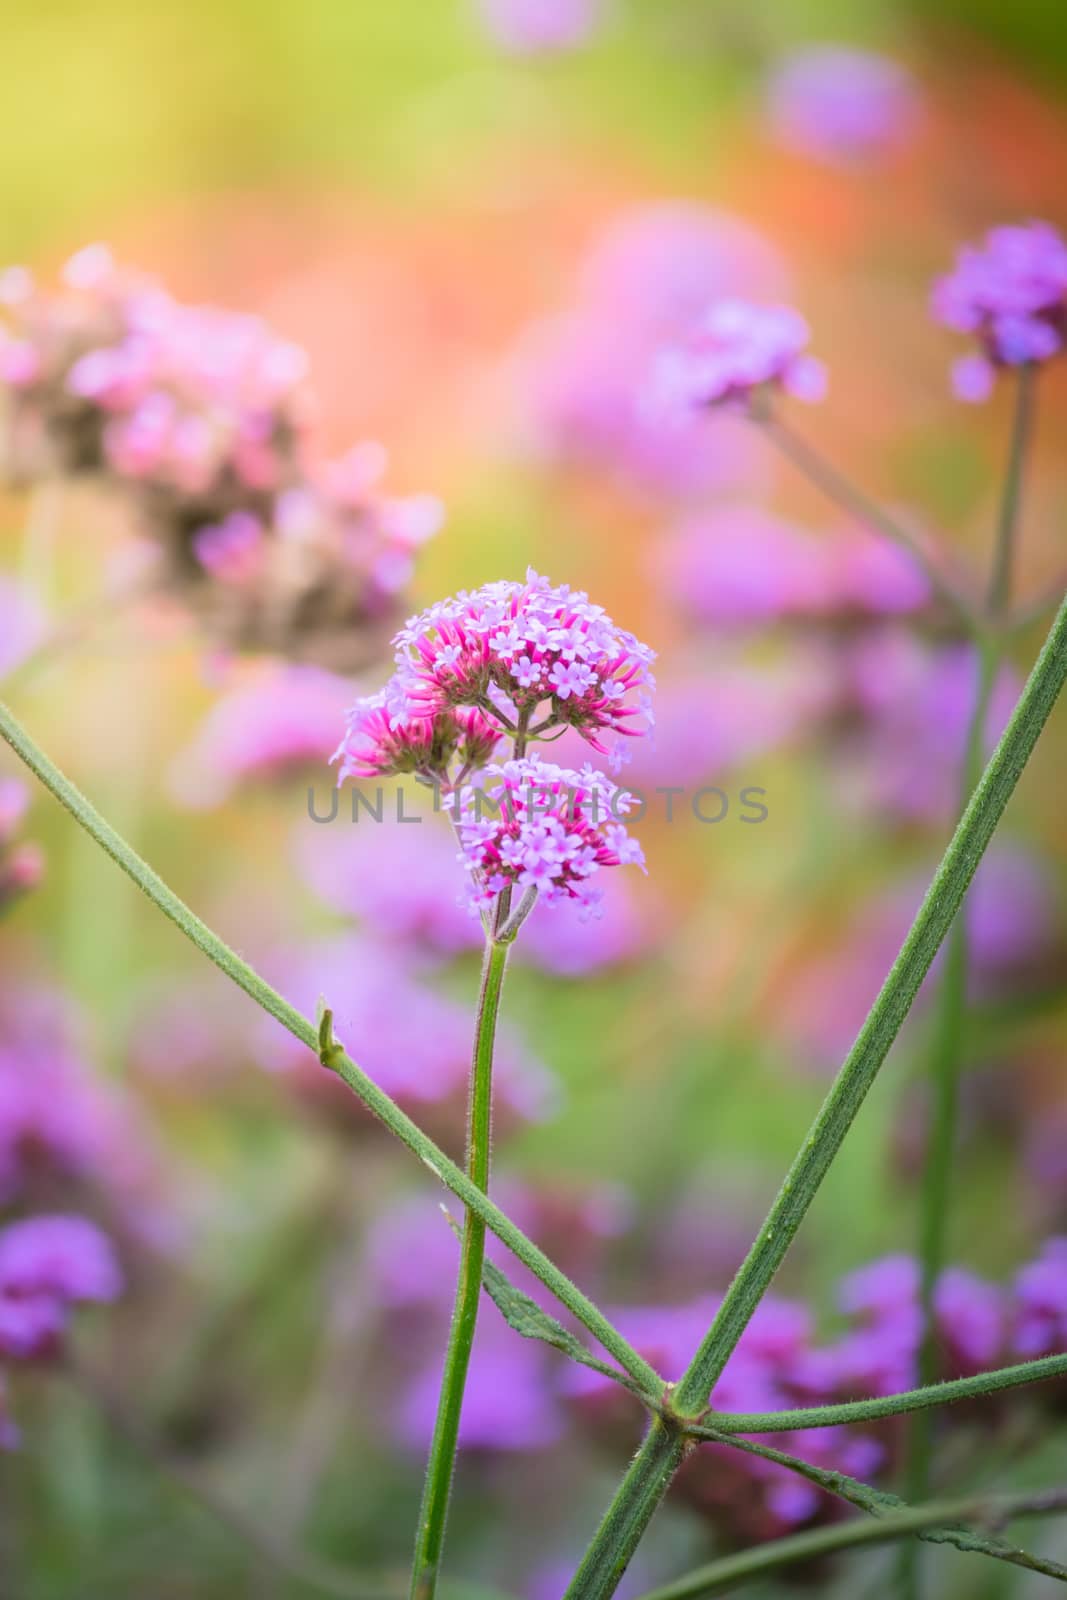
[563,589,1067,1599]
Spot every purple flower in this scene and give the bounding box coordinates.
[388,572,655,764]
[1013,1238,1067,1357]
[477,0,602,54]
[520,204,783,500]
[0,1214,122,1360]
[332,694,500,785]
[191,511,265,584]
[658,299,826,414]
[0,249,438,670]
[452,755,645,913]
[842,632,1020,825]
[933,222,1067,400]
[766,47,920,167]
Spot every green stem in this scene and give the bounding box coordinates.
[903,362,1037,1596]
[988,364,1037,622]
[409,939,507,1600]
[627,1488,1067,1600]
[565,1418,689,1600]
[565,590,1067,1599]
[0,697,661,1400]
[702,1351,1067,1432]
[760,413,982,630]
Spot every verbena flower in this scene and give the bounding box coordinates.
[1013,1238,1067,1357]
[380,570,655,769]
[0,248,441,671]
[451,755,645,912]
[657,299,827,413]
[332,694,501,785]
[932,222,1067,401]
[0,1214,122,1360]
[521,204,782,500]
[765,47,920,167]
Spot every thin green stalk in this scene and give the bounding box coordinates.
[760,413,981,630]
[409,939,508,1600]
[0,696,662,1400]
[703,1351,1067,1433]
[564,591,1067,1599]
[988,364,1037,621]
[685,1426,1067,1578]
[627,1488,1067,1600]
[903,363,1038,1595]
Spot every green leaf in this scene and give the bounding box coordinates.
[694,1427,1067,1583]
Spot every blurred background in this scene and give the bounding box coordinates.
[1,2,1066,1596]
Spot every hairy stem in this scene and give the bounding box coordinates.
[0,697,662,1399]
[704,1350,1067,1432]
[564,591,1067,1598]
[628,1488,1067,1600]
[409,939,507,1600]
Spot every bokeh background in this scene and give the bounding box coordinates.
[1,2,1066,1596]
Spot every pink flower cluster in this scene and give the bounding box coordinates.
[520,203,783,500]
[451,756,645,912]
[932,222,1067,401]
[0,779,43,913]
[765,47,920,168]
[335,570,655,789]
[0,1215,121,1361]
[334,693,500,785]
[0,248,441,669]
[657,299,827,414]
[0,245,308,492]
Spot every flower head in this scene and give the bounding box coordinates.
[0,249,440,671]
[658,299,826,413]
[766,47,920,167]
[332,693,500,785]
[385,570,655,768]
[0,1214,122,1360]
[932,222,1067,400]
[452,755,645,912]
